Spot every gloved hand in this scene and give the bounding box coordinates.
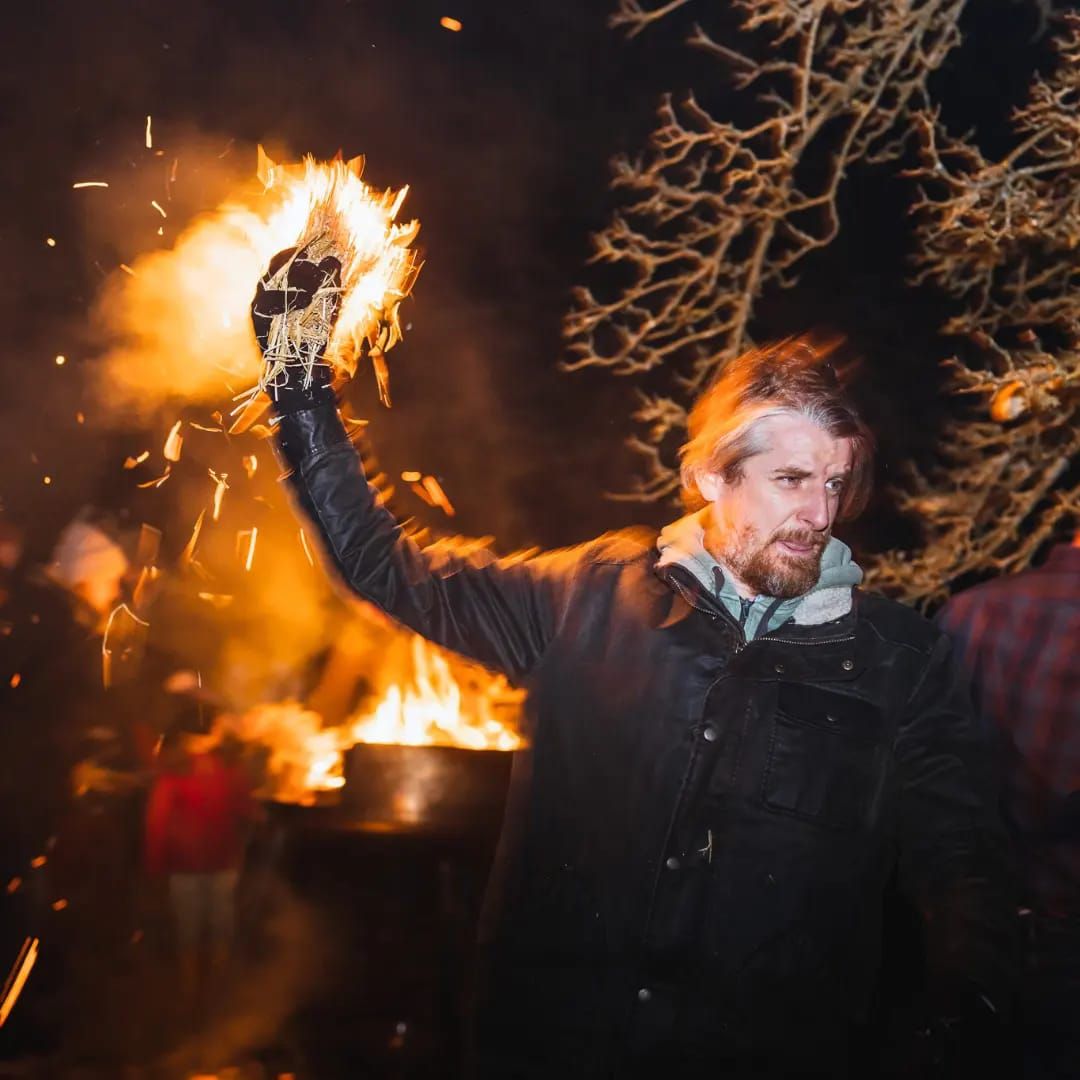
[251,245,343,414]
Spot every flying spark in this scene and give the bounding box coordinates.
[72,181,109,189]
[440,15,463,31]
[145,115,152,149]
[210,469,229,520]
[243,527,258,572]
[163,420,183,462]
[0,938,40,1029]
[299,528,315,567]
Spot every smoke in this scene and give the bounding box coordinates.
[89,189,266,417]
[164,874,328,1073]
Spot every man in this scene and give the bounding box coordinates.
[255,261,1013,1077]
[937,533,1079,1078]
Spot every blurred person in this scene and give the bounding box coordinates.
[937,530,1079,1078]
[144,699,255,1021]
[252,256,1015,1077]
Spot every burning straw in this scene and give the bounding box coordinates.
[234,147,421,422]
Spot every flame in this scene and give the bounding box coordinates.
[225,636,524,805]
[346,636,523,751]
[250,146,421,379]
[220,702,345,806]
[95,146,420,417]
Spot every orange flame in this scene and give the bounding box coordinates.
[96,146,420,417]
[346,636,523,751]
[225,637,524,804]
[249,146,421,377]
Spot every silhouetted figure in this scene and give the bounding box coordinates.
[938,533,1080,1079]
[144,705,255,1026]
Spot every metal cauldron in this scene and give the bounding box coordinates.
[340,742,514,836]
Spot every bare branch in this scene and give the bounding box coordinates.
[566,0,967,502]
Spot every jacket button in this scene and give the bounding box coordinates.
[665,856,681,870]
[702,726,718,742]
[774,662,785,674]
[637,987,652,1003]
[841,659,854,671]
[825,714,838,724]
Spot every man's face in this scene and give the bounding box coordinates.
[698,412,853,599]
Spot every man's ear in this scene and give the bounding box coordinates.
[696,470,724,503]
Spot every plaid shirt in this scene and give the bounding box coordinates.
[937,544,1080,915]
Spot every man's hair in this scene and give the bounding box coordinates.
[679,337,875,520]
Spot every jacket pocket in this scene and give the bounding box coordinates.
[761,686,883,831]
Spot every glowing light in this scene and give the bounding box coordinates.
[45,237,56,247]
[51,899,68,912]
[123,450,150,469]
[8,674,20,689]
[29,857,45,870]
[72,181,109,189]
[401,470,422,483]
[151,200,167,218]
[180,510,205,567]
[101,603,150,688]
[162,420,183,462]
[210,469,229,521]
[54,355,66,366]
[145,115,152,149]
[298,528,315,567]
[243,527,258,572]
[422,475,455,517]
[75,412,85,424]
[440,15,463,31]
[119,264,136,277]
[42,476,51,486]
[0,937,39,1029]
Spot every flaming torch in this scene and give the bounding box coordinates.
[232,147,422,429]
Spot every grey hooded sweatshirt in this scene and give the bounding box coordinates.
[656,510,863,639]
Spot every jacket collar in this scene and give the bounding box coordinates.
[655,510,862,636]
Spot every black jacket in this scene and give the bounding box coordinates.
[276,404,1015,1079]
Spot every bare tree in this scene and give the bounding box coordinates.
[564,0,967,500]
[867,13,1080,603]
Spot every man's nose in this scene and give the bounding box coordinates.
[797,487,832,532]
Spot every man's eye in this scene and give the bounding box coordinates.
[826,478,846,494]
[777,475,799,486]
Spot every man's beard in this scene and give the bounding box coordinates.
[711,525,828,599]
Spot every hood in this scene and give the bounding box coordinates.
[655,510,862,639]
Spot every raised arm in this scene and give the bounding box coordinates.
[253,246,574,681]
[274,402,574,681]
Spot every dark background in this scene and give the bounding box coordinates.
[0,0,1059,560]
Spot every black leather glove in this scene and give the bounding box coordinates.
[251,245,343,414]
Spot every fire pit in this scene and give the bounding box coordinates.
[341,742,513,836]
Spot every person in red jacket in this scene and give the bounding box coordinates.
[145,703,255,1016]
